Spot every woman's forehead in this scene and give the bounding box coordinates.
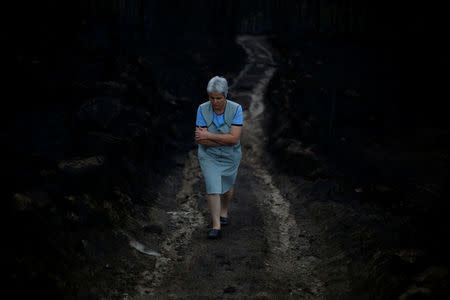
[209,92,225,98]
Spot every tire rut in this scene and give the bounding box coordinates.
[237,35,324,298]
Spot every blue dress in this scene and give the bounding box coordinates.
[196,100,243,194]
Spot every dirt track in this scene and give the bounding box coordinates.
[125,35,327,299]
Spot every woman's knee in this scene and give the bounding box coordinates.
[207,193,220,200]
[221,188,234,197]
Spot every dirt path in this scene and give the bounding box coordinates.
[129,35,325,299]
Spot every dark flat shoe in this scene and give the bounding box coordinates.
[207,229,222,239]
[220,216,229,226]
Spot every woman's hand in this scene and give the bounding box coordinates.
[195,126,241,146]
[195,126,225,146]
[195,127,210,140]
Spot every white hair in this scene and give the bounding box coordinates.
[207,76,228,97]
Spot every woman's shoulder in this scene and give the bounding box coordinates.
[199,100,211,107]
[197,101,211,112]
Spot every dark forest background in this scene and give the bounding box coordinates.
[1,0,449,298]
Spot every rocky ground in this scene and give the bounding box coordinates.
[263,34,450,299]
[123,35,449,299]
[2,32,246,298]
[3,31,448,299]
[126,35,326,299]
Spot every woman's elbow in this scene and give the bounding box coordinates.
[229,138,240,146]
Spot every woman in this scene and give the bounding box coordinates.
[195,76,243,239]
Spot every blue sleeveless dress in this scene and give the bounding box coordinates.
[196,100,243,194]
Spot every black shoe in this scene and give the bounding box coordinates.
[220,216,229,226]
[207,229,222,239]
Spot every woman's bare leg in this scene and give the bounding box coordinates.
[207,194,221,229]
[220,188,234,218]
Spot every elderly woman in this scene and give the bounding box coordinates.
[195,76,243,239]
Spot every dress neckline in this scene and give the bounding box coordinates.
[212,100,227,116]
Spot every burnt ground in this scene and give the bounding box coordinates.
[118,35,448,299]
[2,31,247,299]
[5,33,447,299]
[127,35,326,299]
[263,33,450,299]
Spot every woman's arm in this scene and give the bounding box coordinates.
[196,139,225,146]
[195,127,225,147]
[195,126,242,146]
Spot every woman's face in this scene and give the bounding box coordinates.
[209,92,226,112]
